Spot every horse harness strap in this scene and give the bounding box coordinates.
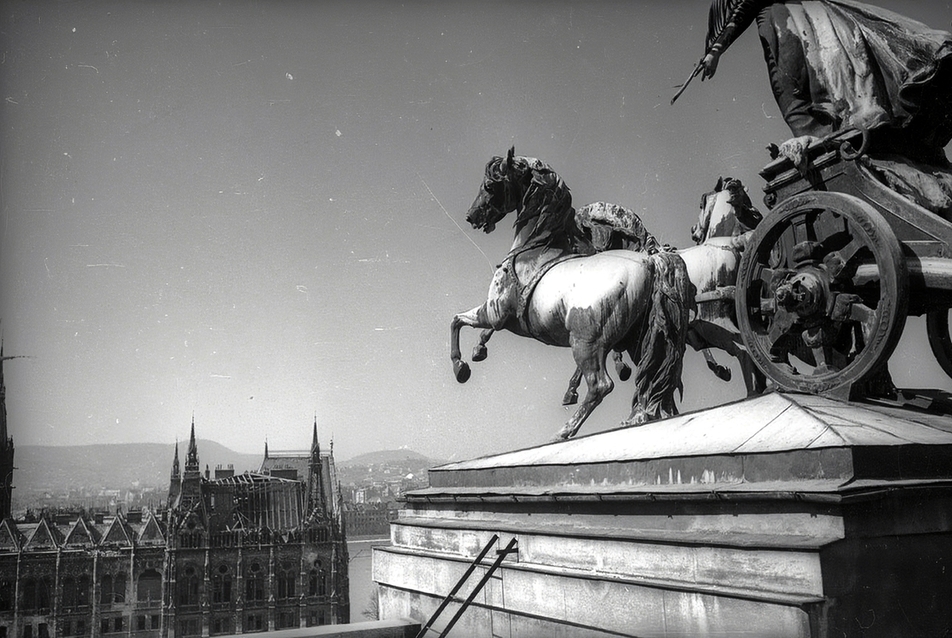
[503,251,585,334]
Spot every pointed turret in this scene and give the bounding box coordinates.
[308,416,327,514]
[171,440,181,480]
[185,417,199,472]
[311,416,321,456]
[0,341,16,521]
[179,417,203,510]
[0,341,7,446]
[167,441,181,510]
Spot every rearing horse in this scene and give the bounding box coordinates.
[450,148,692,439]
[679,176,767,395]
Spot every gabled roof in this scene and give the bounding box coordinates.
[24,518,64,550]
[0,518,22,551]
[63,516,101,547]
[137,514,165,545]
[100,515,134,547]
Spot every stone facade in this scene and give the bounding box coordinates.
[0,417,349,638]
[0,348,15,522]
[374,392,952,637]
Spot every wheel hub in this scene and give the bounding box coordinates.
[775,270,826,319]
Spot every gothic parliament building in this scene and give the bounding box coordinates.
[0,353,350,638]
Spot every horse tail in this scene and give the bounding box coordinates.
[630,251,693,423]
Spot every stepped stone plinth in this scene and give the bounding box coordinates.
[373,391,952,637]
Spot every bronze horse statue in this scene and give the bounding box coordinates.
[559,176,766,404]
[450,148,692,439]
[468,196,663,387]
[679,176,766,395]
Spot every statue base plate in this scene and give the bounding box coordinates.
[373,391,952,637]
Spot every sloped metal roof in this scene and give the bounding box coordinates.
[434,392,952,471]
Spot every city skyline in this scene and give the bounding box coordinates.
[2,1,951,463]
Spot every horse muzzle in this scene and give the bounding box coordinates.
[466,207,497,233]
[690,224,703,243]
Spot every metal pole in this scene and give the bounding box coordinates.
[437,537,518,638]
[415,534,499,638]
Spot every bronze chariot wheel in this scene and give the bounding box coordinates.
[736,191,909,396]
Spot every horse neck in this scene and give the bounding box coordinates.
[703,196,745,241]
[509,221,538,253]
[511,168,577,253]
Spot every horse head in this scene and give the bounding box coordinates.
[466,147,532,234]
[691,177,763,244]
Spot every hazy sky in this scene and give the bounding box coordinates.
[2,0,951,463]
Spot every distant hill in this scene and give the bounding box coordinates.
[11,442,444,500]
[340,448,442,468]
[14,440,263,493]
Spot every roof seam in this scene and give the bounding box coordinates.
[731,401,792,453]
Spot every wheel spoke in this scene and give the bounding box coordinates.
[824,236,872,285]
[758,267,786,288]
[811,346,836,374]
[836,236,865,265]
[750,266,783,315]
[849,302,877,344]
[767,308,797,348]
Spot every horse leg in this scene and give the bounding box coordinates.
[702,349,732,382]
[704,326,766,396]
[450,305,492,383]
[554,341,613,440]
[686,326,731,382]
[737,349,767,396]
[566,350,626,407]
[613,350,632,382]
[472,329,493,362]
[562,367,582,406]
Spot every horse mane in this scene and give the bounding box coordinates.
[519,159,578,248]
[487,153,580,251]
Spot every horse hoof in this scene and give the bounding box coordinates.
[553,423,579,440]
[617,363,632,382]
[472,345,488,362]
[454,361,471,384]
[623,410,650,428]
[562,391,578,406]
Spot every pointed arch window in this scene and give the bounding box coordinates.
[212,564,232,605]
[113,574,126,603]
[307,561,327,597]
[0,580,13,611]
[276,561,296,600]
[100,573,126,605]
[22,577,52,611]
[244,562,265,604]
[176,565,201,608]
[62,576,90,609]
[137,569,162,604]
[100,575,111,605]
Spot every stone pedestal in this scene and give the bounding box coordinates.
[373,392,952,637]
